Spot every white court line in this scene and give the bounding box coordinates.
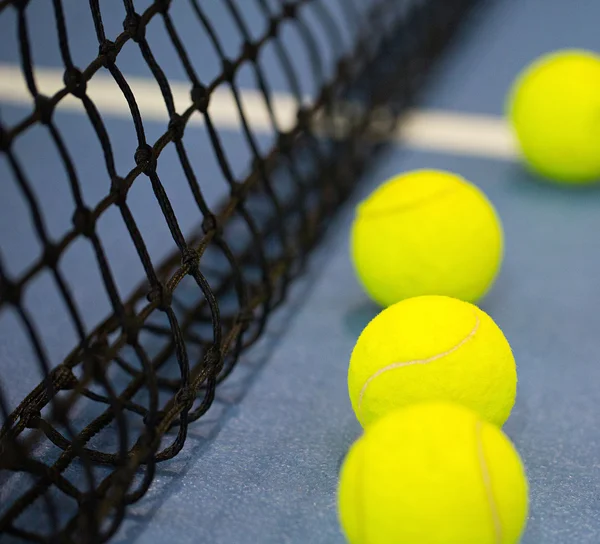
[398,110,518,160]
[0,63,519,161]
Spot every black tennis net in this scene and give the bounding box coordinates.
[0,0,479,542]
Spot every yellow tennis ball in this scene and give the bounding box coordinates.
[348,295,516,428]
[338,402,529,544]
[508,49,600,183]
[350,170,503,308]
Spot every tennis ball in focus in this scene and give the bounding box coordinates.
[508,49,600,183]
[338,402,529,544]
[348,295,516,428]
[350,170,503,308]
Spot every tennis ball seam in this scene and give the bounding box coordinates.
[475,420,503,544]
[356,310,480,417]
[357,186,458,221]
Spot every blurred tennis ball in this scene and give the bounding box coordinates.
[350,170,503,307]
[508,49,600,184]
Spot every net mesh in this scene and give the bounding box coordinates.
[0,0,478,541]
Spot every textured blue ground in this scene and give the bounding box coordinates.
[111,144,600,544]
[2,0,600,543]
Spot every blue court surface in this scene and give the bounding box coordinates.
[2,0,600,543]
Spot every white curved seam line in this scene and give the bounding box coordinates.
[476,420,503,544]
[357,313,480,414]
[358,186,458,221]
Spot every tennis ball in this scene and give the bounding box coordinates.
[338,402,529,544]
[508,49,600,184]
[348,295,516,428]
[350,169,502,308]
